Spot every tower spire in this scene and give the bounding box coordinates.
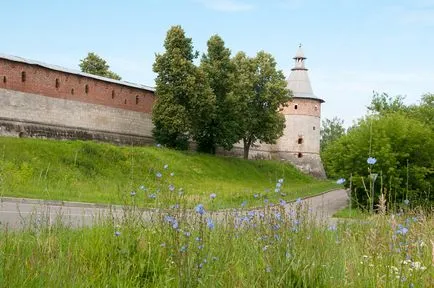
[292,44,307,71]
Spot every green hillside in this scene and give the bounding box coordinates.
[0,137,338,209]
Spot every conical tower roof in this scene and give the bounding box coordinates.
[286,45,324,102]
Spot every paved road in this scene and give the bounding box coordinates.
[0,189,348,229]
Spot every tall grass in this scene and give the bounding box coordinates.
[0,201,433,287]
[0,137,338,208]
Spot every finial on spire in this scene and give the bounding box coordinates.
[299,43,302,48]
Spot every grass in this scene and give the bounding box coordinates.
[0,137,339,209]
[0,203,433,287]
[333,207,369,219]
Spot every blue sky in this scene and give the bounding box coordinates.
[2,0,433,127]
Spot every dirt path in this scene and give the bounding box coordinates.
[0,189,349,229]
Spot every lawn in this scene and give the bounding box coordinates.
[0,203,432,287]
[0,137,339,209]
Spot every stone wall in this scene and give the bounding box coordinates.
[0,88,154,144]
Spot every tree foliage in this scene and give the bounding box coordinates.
[320,117,345,152]
[232,51,291,159]
[323,94,434,209]
[79,52,121,80]
[152,26,215,150]
[197,35,239,154]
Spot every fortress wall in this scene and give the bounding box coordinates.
[0,88,154,144]
[0,57,155,113]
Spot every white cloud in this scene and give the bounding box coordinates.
[194,0,254,12]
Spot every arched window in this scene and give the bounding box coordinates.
[111,90,115,99]
[2,76,6,84]
[297,137,303,144]
[71,88,75,95]
[136,95,139,104]
[294,104,298,110]
[21,71,26,82]
[55,78,60,88]
[297,152,303,158]
[85,84,89,94]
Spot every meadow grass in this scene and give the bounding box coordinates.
[0,202,433,287]
[0,137,338,209]
[333,207,369,219]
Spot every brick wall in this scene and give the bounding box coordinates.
[0,57,155,113]
[280,98,321,117]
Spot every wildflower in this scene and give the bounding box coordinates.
[262,245,268,251]
[296,198,302,204]
[206,218,215,229]
[170,172,175,177]
[180,245,187,253]
[163,164,168,170]
[184,231,191,237]
[148,193,156,199]
[280,192,287,196]
[139,185,146,190]
[328,224,337,231]
[114,231,121,237]
[156,143,161,148]
[172,220,179,230]
[266,266,271,273]
[403,199,410,205]
[264,199,269,204]
[212,256,218,261]
[253,194,259,198]
[367,157,377,165]
[336,178,346,184]
[274,211,282,221]
[156,172,162,178]
[170,204,179,209]
[241,201,247,207]
[160,243,166,247]
[168,184,175,191]
[195,237,201,242]
[210,193,216,199]
[279,199,287,206]
[195,204,205,215]
[130,191,136,196]
[278,178,284,183]
[198,245,204,250]
[396,225,408,235]
[274,188,280,193]
[276,182,282,188]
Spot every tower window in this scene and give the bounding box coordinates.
[124,99,127,104]
[21,71,26,82]
[71,88,74,95]
[314,105,318,111]
[85,84,89,94]
[294,104,298,110]
[55,78,60,88]
[313,126,316,130]
[111,90,115,99]
[135,95,139,104]
[2,76,6,84]
[297,152,303,158]
[297,137,303,144]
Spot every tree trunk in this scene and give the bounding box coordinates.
[243,138,251,160]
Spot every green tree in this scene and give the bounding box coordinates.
[232,51,291,159]
[152,25,215,150]
[367,92,406,114]
[197,35,239,154]
[320,117,346,152]
[79,52,121,80]
[322,112,434,209]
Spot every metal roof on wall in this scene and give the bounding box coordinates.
[0,53,155,92]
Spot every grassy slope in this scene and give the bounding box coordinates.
[0,137,339,208]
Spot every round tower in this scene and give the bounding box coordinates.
[277,45,326,178]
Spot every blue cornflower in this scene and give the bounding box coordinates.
[172,220,179,230]
[210,193,217,199]
[276,182,282,188]
[206,218,215,229]
[148,193,157,199]
[274,188,280,193]
[114,231,121,237]
[168,184,175,191]
[130,191,136,196]
[278,178,284,183]
[336,178,346,185]
[367,157,377,165]
[241,201,247,207]
[396,226,409,235]
[328,224,337,231]
[403,199,410,205]
[296,198,302,204]
[156,172,162,178]
[195,204,205,215]
[279,199,287,206]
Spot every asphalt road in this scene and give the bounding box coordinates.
[0,189,348,229]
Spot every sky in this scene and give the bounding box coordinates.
[2,0,433,127]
